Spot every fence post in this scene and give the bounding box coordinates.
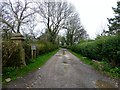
[11,33,26,67]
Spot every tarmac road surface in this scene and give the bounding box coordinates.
[3,49,118,88]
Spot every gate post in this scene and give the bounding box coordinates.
[11,33,26,67]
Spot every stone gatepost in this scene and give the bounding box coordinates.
[11,33,26,67]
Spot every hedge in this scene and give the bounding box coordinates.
[68,35,120,67]
[2,40,58,68]
[24,41,58,64]
[2,41,21,67]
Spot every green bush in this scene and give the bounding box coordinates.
[23,43,32,64]
[2,67,16,78]
[23,41,58,64]
[35,41,58,56]
[101,35,120,66]
[69,35,120,67]
[2,41,21,67]
[2,40,58,67]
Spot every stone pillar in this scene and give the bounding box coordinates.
[11,33,26,67]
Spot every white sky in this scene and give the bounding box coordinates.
[67,0,118,39]
[1,0,118,39]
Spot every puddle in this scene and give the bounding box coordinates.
[63,63,69,65]
[62,61,69,65]
[95,80,115,88]
[55,54,62,56]
[67,58,72,60]
[62,61,67,64]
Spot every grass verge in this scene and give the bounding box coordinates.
[2,49,59,84]
[69,50,120,79]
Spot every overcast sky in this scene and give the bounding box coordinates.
[1,0,119,39]
[67,0,118,39]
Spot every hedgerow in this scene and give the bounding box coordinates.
[2,40,58,67]
[68,35,120,67]
[25,41,58,64]
[2,41,21,67]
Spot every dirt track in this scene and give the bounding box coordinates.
[3,49,118,88]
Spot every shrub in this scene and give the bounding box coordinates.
[2,41,21,67]
[23,43,31,65]
[2,40,58,67]
[35,41,58,56]
[101,35,120,66]
[69,35,120,67]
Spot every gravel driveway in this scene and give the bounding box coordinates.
[3,49,119,88]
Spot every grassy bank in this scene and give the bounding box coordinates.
[69,50,120,79]
[2,49,59,84]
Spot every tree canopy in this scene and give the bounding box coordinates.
[107,1,120,35]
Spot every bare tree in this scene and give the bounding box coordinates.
[63,13,88,45]
[36,1,74,43]
[0,0,35,36]
[21,14,38,40]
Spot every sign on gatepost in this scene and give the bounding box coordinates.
[31,45,36,59]
[31,45,36,50]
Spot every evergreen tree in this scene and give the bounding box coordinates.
[107,1,120,35]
